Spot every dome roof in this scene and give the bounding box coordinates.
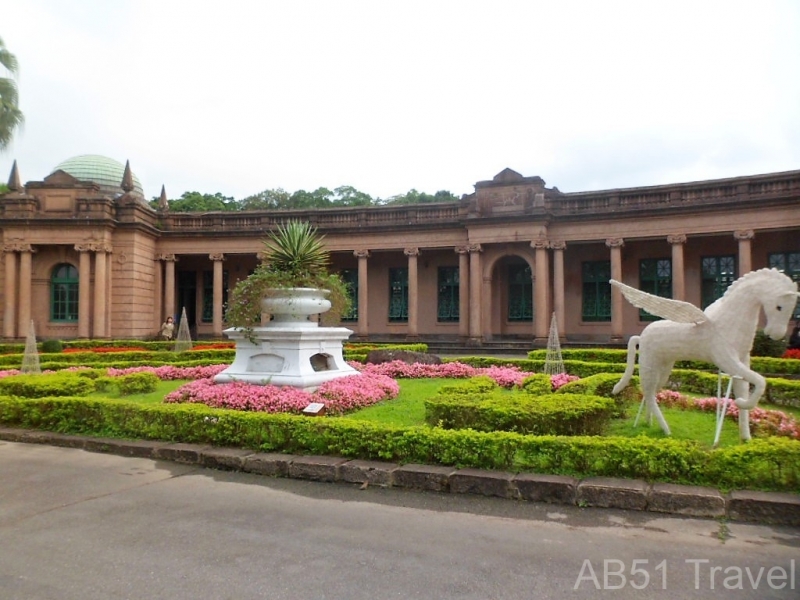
[51,155,144,197]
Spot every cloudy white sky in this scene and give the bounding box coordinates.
[1,0,799,201]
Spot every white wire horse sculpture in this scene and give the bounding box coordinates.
[611,268,799,441]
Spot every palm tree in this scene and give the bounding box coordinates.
[0,36,24,151]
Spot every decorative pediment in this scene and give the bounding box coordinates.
[42,170,82,186]
[493,168,525,183]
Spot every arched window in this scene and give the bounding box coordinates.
[51,263,79,322]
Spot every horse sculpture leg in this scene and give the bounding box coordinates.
[639,362,672,436]
[733,377,751,442]
[716,357,766,442]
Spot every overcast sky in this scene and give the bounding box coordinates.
[1,1,799,201]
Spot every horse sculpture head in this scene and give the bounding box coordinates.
[748,268,800,340]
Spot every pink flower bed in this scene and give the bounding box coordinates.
[107,364,228,380]
[353,360,535,388]
[164,371,399,415]
[656,390,800,440]
[550,373,580,390]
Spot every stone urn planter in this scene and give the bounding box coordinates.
[260,288,332,326]
[214,287,358,390]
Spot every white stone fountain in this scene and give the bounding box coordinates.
[213,288,358,390]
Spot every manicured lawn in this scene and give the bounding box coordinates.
[342,378,450,427]
[88,380,188,405]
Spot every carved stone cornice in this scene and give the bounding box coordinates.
[404,247,420,257]
[209,253,225,261]
[3,242,35,253]
[354,249,371,259]
[76,241,112,253]
[530,238,549,250]
[734,229,755,241]
[667,234,687,245]
[605,237,625,248]
[548,240,566,251]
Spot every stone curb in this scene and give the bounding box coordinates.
[1,428,798,526]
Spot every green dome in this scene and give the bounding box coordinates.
[51,155,144,197]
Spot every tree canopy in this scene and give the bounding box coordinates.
[0,36,24,152]
[152,186,461,212]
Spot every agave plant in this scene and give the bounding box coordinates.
[262,221,329,279]
[225,221,351,328]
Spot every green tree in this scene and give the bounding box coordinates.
[239,188,292,210]
[290,187,334,209]
[0,36,24,151]
[332,185,374,207]
[149,191,237,212]
[384,189,459,205]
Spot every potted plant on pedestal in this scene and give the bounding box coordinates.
[225,220,351,333]
[216,221,357,388]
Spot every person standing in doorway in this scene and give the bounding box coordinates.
[161,316,175,341]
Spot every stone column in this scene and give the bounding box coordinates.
[455,246,470,338]
[161,254,177,321]
[75,245,92,338]
[468,244,482,343]
[549,240,567,339]
[210,253,225,337]
[354,250,370,337]
[667,234,687,301]
[153,258,163,331]
[531,239,549,341]
[3,246,18,338]
[17,245,35,338]
[93,245,109,338]
[404,247,420,338]
[606,237,625,342]
[735,229,754,276]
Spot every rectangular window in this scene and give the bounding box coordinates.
[507,264,533,322]
[582,261,611,322]
[701,255,736,309]
[341,269,358,321]
[388,268,408,322]
[51,283,79,321]
[437,266,459,322]
[769,251,800,318]
[639,258,672,320]
[201,270,228,323]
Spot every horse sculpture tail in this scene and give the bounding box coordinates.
[612,335,640,395]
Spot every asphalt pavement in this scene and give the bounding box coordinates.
[1,441,798,600]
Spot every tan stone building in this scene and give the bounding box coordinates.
[1,155,798,345]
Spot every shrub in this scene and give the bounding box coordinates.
[425,391,616,436]
[40,339,64,353]
[0,372,95,397]
[0,397,798,491]
[751,330,788,357]
[115,372,159,396]
[519,374,552,395]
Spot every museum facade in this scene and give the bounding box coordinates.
[1,155,798,345]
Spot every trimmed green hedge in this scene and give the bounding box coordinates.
[425,391,616,436]
[0,396,797,491]
[0,372,96,397]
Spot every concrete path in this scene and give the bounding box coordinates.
[1,441,798,599]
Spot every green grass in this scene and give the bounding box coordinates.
[87,379,188,404]
[343,378,449,427]
[607,404,743,448]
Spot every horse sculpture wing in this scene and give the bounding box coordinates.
[610,279,707,323]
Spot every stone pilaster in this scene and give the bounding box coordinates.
[354,250,370,337]
[734,229,754,276]
[455,246,470,338]
[404,248,420,338]
[606,238,625,341]
[667,234,687,301]
[210,253,225,337]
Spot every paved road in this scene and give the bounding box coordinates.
[1,441,797,599]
